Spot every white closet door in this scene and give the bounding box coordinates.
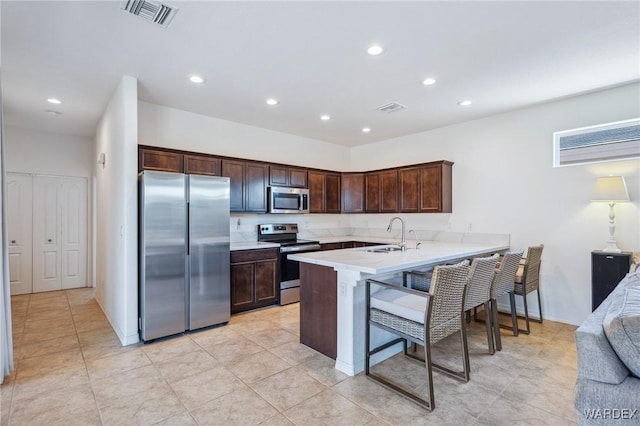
[60,177,87,289]
[7,173,33,295]
[33,176,62,292]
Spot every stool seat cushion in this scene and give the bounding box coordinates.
[370,288,428,324]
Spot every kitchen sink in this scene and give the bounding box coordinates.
[365,246,403,253]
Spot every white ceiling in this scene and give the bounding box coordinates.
[2,1,639,147]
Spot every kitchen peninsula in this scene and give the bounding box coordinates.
[290,234,510,376]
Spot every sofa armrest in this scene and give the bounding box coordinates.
[576,301,629,385]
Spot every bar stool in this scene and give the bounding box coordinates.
[464,254,500,354]
[489,250,523,350]
[510,245,544,335]
[365,261,470,411]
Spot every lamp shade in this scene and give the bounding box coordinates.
[591,176,630,202]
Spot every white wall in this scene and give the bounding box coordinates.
[5,126,93,177]
[94,76,138,345]
[138,102,350,171]
[351,82,640,325]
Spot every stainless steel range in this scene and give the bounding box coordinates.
[258,224,321,305]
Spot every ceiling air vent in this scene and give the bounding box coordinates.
[121,0,178,28]
[377,102,406,113]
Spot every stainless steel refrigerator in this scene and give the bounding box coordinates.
[139,170,230,342]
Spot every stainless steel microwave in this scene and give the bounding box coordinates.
[268,186,309,214]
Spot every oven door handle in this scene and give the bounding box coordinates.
[280,244,322,253]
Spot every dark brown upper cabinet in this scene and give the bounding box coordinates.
[309,171,341,213]
[184,155,221,176]
[222,160,268,213]
[341,173,365,213]
[399,161,453,213]
[139,148,183,173]
[269,165,308,188]
[365,170,398,213]
[420,162,453,213]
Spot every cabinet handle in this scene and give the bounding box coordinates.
[11,240,16,244]
[606,256,614,259]
[47,239,52,243]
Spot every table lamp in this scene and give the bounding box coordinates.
[591,176,630,253]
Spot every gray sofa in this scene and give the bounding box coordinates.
[575,256,640,425]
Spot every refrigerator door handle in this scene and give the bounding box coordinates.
[186,202,190,255]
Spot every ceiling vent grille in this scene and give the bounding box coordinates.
[553,118,640,167]
[377,102,406,113]
[121,0,178,28]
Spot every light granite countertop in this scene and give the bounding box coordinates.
[289,241,510,275]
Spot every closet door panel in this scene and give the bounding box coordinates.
[60,177,88,289]
[7,173,33,295]
[33,176,61,293]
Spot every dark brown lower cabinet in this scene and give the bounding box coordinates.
[231,248,278,314]
[300,263,337,359]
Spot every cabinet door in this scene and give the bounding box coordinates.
[365,173,380,212]
[222,160,245,211]
[420,163,452,213]
[231,262,255,313]
[7,173,33,295]
[184,155,220,176]
[269,165,289,186]
[399,167,420,213]
[325,173,341,213]
[254,259,277,305]
[308,171,326,213]
[341,173,364,213]
[245,163,267,212]
[380,170,398,212]
[139,148,184,172]
[289,168,308,188]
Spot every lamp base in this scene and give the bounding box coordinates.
[601,239,622,253]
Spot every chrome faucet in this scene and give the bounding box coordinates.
[408,229,421,250]
[387,216,407,252]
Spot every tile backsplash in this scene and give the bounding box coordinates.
[230,213,509,246]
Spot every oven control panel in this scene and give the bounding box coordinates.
[258,223,298,235]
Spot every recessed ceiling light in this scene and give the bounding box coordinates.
[367,45,383,56]
[320,115,331,121]
[265,98,279,106]
[189,75,205,84]
[422,78,436,86]
[47,98,61,104]
[362,127,371,133]
[458,100,473,107]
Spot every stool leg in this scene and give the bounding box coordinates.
[491,298,502,351]
[537,289,543,323]
[484,301,494,354]
[523,292,531,334]
[509,292,518,337]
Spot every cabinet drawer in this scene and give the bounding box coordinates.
[231,248,279,263]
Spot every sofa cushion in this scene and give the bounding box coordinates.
[604,287,640,378]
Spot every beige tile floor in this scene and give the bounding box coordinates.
[1,288,579,425]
